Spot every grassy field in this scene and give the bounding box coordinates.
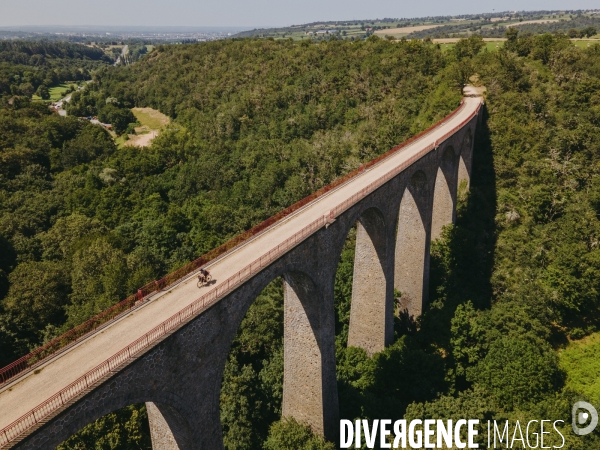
[131,107,169,130]
[572,39,600,49]
[49,84,74,101]
[114,134,128,148]
[119,107,170,148]
[559,332,600,404]
[495,18,560,27]
[31,83,77,102]
[374,24,443,38]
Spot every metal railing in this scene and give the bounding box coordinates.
[0,99,481,447]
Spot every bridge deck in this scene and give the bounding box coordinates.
[0,97,480,432]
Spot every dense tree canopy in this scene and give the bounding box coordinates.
[0,41,111,98]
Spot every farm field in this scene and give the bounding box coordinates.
[233,10,600,42]
[235,19,446,41]
[374,24,442,37]
[506,19,560,26]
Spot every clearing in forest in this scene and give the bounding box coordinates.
[125,107,170,147]
[132,107,170,129]
[572,39,600,48]
[31,83,77,102]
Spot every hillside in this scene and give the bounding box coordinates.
[2,33,600,448]
[231,10,600,41]
[0,41,111,99]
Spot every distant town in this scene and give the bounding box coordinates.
[0,25,251,43]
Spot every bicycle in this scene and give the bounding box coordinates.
[197,273,212,288]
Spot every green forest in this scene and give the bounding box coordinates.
[0,41,111,98]
[1,31,600,448]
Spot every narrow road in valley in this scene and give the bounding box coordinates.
[0,96,481,434]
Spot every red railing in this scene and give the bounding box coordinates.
[0,99,481,447]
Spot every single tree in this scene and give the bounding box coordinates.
[36,84,50,100]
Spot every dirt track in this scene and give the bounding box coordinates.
[126,130,158,147]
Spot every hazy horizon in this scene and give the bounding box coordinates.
[1,0,599,29]
[0,25,252,33]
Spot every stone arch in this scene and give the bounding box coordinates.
[458,128,473,190]
[431,145,458,241]
[219,266,337,441]
[346,207,391,355]
[394,170,431,318]
[18,391,193,450]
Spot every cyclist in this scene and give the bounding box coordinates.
[198,268,210,284]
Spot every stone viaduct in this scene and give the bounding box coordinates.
[0,96,483,449]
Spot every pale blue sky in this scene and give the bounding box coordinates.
[1,0,599,28]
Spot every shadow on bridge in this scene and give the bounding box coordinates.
[336,106,498,423]
[401,105,497,388]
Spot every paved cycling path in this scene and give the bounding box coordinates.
[0,97,480,431]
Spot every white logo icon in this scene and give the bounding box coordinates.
[572,401,598,436]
